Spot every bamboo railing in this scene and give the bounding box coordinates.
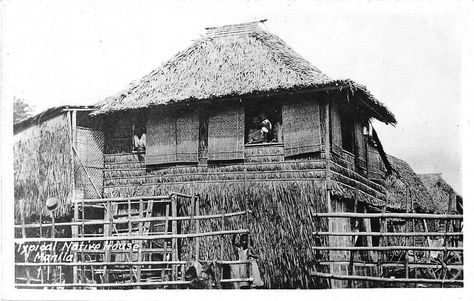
[312,211,463,287]
[14,193,254,289]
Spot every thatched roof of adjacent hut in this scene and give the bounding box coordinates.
[14,105,95,135]
[418,173,461,214]
[384,155,437,213]
[93,21,396,124]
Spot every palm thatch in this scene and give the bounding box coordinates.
[14,113,73,222]
[384,155,436,213]
[418,173,461,214]
[93,21,396,124]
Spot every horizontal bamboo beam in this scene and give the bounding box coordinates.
[72,195,173,204]
[315,261,463,269]
[312,246,463,252]
[311,272,463,285]
[15,278,254,288]
[313,212,463,220]
[313,231,463,237]
[15,229,249,243]
[14,211,249,229]
[16,260,251,267]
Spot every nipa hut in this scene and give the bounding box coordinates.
[15,20,413,288]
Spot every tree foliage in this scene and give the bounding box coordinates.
[13,97,34,123]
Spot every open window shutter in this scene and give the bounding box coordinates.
[282,99,322,157]
[354,122,367,169]
[367,142,382,180]
[146,109,177,165]
[330,102,343,156]
[176,109,199,163]
[208,105,244,161]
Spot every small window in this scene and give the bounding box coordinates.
[132,111,147,153]
[340,108,355,153]
[245,101,282,144]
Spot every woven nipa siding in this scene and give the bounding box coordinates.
[282,99,322,157]
[354,122,367,170]
[146,109,177,165]
[330,102,343,156]
[176,109,199,163]
[75,127,104,198]
[208,105,245,161]
[367,142,382,181]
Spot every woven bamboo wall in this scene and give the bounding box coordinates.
[282,99,323,157]
[207,105,245,161]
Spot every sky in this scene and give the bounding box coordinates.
[2,0,467,192]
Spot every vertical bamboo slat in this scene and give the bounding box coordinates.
[137,199,143,284]
[72,201,79,284]
[171,195,178,281]
[162,204,170,281]
[20,200,31,284]
[195,195,200,261]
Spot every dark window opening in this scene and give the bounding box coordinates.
[245,102,282,144]
[340,108,355,153]
[132,111,147,153]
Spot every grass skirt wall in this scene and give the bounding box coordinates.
[105,179,328,288]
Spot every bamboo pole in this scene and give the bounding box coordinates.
[312,232,463,237]
[195,195,200,261]
[104,199,113,283]
[313,213,463,219]
[14,210,250,229]
[15,229,250,243]
[171,195,178,281]
[72,201,79,284]
[162,204,170,281]
[19,200,31,284]
[404,187,409,287]
[128,198,133,282]
[16,260,252,267]
[312,246,462,251]
[137,199,143,284]
[311,272,462,285]
[15,278,254,289]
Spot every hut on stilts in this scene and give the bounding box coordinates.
[13,20,462,289]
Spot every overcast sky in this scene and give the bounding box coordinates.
[3,0,466,192]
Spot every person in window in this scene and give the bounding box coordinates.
[259,113,272,142]
[133,127,146,152]
[248,116,265,144]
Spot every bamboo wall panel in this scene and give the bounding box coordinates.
[282,99,322,157]
[207,105,245,161]
[176,109,199,163]
[146,109,177,165]
[76,127,105,198]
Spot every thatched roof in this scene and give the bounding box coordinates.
[14,105,95,135]
[384,155,437,213]
[418,173,461,214]
[93,21,396,124]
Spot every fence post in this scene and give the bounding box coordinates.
[72,201,79,284]
[195,195,200,261]
[137,199,143,285]
[19,199,31,284]
[171,194,178,281]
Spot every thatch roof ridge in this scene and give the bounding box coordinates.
[92,22,396,124]
[384,155,437,213]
